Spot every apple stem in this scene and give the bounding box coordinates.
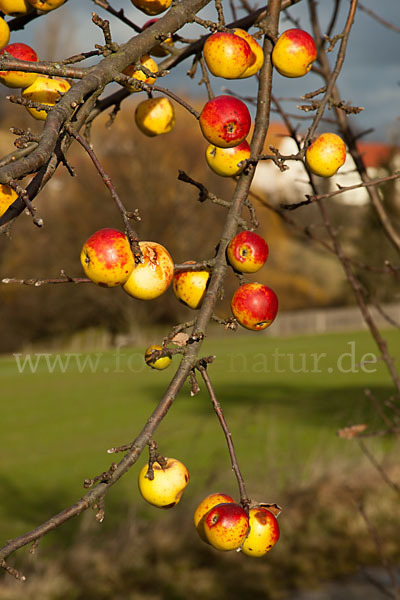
[197,363,250,510]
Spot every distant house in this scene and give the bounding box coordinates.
[251,123,399,206]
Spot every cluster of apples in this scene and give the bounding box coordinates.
[271,28,347,177]
[228,230,279,331]
[0,0,71,124]
[0,2,72,218]
[198,26,346,179]
[198,28,264,178]
[138,456,280,557]
[78,227,278,373]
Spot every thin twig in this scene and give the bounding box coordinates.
[198,363,250,508]
[64,125,142,261]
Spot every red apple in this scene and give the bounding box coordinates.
[231,282,278,331]
[80,228,134,287]
[227,231,269,273]
[194,492,235,542]
[0,42,38,88]
[203,31,252,79]
[272,28,317,78]
[203,502,249,551]
[199,95,251,148]
[241,507,280,557]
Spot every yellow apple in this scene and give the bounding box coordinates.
[138,457,189,508]
[0,183,18,217]
[0,18,10,50]
[0,42,38,89]
[0,0,32,15]
[123,54,158,92]
[80,228,134,287]
[27,0,65,9]
[203,31,253,79]
[123,241,174,300]
[241,507,280,557]
[194,492,235,542]
[144,344,172,370]
[305,132,347,177]
[173,263,210,309]
[130,0,172,16]
[21,75,70,120]
[272,28,317,78]
[205,140,250,177]
[203,502,249,551]
[135,97,175,137]
[233,29,264,78]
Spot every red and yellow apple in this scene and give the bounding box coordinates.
[272,28,317,78]
[123,54,158,92]
[123,241,174,300]
[27,0,66,9]
[135,97,175,137]
[305,132,347,177]
[203,502,249,551]
[205,140,250,177]
[130,0,172,16]
[138,457,189,508]
[80,228,134,287]
[203,31,252,79]
[241,507,280,557]
[0,18,10,50]
[144,344,172,370]
[142,18,173,57]
[233,28,264,78]
[0,42,38,88]
[231,282,278,331]
[21,75,70,120]
[173,264,210,309]
[194,492,235,542]
[199,95,251,149]
[0,183,18,217]
[227,231,269,273]
[0,0,32,14]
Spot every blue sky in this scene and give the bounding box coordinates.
[16,0,400,141]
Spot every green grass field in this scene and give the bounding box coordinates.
[0,329,398,543]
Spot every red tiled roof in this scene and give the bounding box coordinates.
[356,142,397,168]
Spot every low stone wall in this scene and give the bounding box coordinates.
[268,302,400,337]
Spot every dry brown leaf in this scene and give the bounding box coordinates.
[255,502,282,517]
[171,332,190,347]
[337,424,368,439]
